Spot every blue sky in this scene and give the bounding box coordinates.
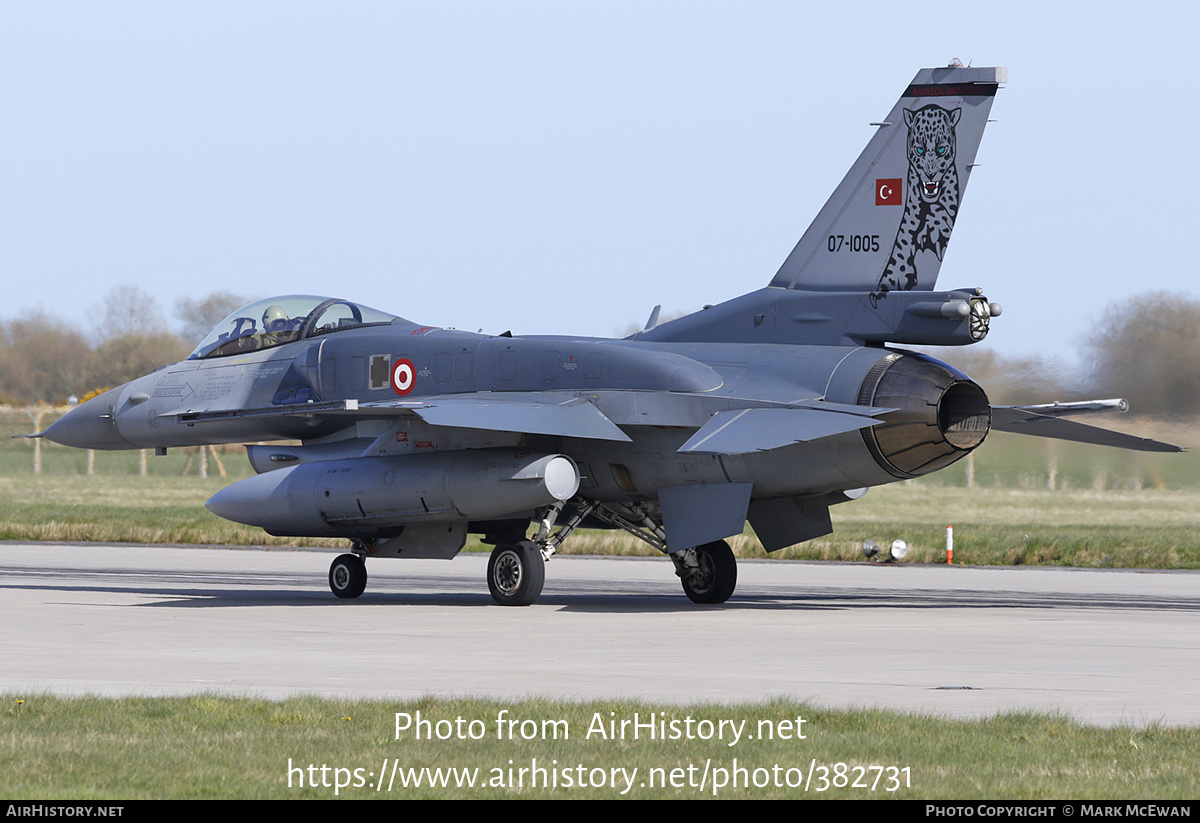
[2,1,1196,367]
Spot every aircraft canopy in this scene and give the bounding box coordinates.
[188,295,399,360]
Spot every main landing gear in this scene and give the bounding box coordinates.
[496,500,739,607]
[326,500,739,607]
[674,540,737,604]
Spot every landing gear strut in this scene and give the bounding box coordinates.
[487,541,545,606]
[536,499,739,605]
[329,552,367,599]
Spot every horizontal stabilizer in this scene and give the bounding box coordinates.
[678,406,886,454]
[990,407,1182,453]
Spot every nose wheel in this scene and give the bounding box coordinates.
[329,553,367,599]
[487,541,545,606]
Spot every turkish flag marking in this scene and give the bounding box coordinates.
[876,178,902,206]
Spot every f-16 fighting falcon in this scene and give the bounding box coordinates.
[39,63,1180,606]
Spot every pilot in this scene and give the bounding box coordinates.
[258,304,300,349]
[262,305,290,333]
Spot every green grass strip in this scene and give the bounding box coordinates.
[2,695,1197,799]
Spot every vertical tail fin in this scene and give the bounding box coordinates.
[770,63,1004,296]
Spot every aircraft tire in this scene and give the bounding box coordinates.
[329,553,367,599]
[487,541,545,606]
[680,540,737,604]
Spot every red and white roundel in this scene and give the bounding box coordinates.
[391,358,415,395]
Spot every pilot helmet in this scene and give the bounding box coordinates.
[262,305,288,331]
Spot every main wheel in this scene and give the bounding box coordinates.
[329,553,367,599]
[680,540,737,604]
[487,541,545,606]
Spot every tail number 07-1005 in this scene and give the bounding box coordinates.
[827,235,880,253]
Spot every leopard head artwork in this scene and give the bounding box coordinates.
[903,105,961,204]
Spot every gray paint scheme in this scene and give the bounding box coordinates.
[769,65,1004,293]
[658,482,754,555]
[39,64,1180,605]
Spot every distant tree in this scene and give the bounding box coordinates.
[95,285,168,340]
[1082,291,1200,418]
[922,346,1067,406]
[175,291,251,344]
[0,311,92,403]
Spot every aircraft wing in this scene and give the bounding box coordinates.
[363,395,632,442]
[677,405,890,454]
[173,393,632,442]
[990,406,1182,453]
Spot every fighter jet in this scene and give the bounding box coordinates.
[40,63,1179,606]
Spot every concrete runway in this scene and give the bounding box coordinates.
[2,542,1198,726]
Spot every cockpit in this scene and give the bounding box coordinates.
[188,295,399,359]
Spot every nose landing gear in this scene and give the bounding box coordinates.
[329,553,367,599]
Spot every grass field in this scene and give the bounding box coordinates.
[3,695,1198,799]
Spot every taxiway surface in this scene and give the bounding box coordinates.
[2,542,1197,726]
